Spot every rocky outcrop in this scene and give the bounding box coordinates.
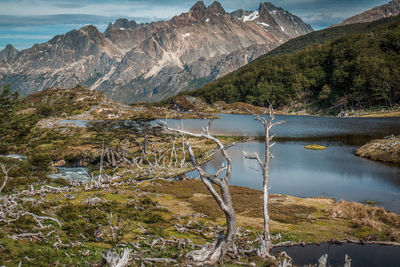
[336,0,400,26]
[0,44,18,62]
[0,1,313,103]
[355,135,400,165]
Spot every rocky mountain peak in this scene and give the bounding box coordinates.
[190,1,207,19]
[259,2,277,14]
[336,0,400,26]
[207,1,225,15]
[80,25,101,35]
[0,44,18,62]
[258,2,289,17]
[76,25,106,46]
[188,1,225,20]
[0,1,313,102]
[105,18,138,32]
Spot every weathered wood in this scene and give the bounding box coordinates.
[0,164,13,193]
[161,120,237,266]
[102,248,131,267]
[245,107,285,258]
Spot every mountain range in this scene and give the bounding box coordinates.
[336,0,400,26]
[182,14,400,113]
[0,1,312,103]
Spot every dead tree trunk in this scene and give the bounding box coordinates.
[161,120,237,266]
[244,107,284,258]
[0,164,14,193]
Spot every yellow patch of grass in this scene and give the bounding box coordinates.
[146,180,400,243]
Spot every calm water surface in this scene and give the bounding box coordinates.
[163,114,400,143]
[59,114,400,211]
[271,243,400,267]
[187,141,400,212]
[180,114,400,213]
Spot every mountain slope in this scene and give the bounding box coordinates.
[181,15,400,113]
[336,0,400,26]
[268,14,400,57]
[0,26,122,96]
[0,44,18,62]
[0,1,312,103]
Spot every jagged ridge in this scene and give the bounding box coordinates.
[336,0,400,26]
[0,1,313,103]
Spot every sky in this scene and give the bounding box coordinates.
[0,0,391,50]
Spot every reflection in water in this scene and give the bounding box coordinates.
[187,141,400,213]
[61,115,400,212]
[163,114,400,145]
[271,243,400,267]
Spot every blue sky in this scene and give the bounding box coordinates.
[0,0,390,50]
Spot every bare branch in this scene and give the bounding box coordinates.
[0,164,14,194]
[243,152,265,169]
[103,248,131,267]
[160,120,237,265]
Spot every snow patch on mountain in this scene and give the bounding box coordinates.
[243,11,259,22]
[257,22,270,27]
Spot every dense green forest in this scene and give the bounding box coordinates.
[183,15,400,112]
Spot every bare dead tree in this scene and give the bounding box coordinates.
[244,107,284,258]
[161,120,237,266]
[0,163,14,193]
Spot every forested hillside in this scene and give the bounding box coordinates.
[184,15,400,113]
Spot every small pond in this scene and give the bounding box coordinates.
[48,167,91,181]
[271,242,400,267]
[59,120,89,127]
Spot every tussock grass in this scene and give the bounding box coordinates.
[328,200,400,241]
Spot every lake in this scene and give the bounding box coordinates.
[168,114,400,213]
[162,114,400,144]
[60,114,400,212]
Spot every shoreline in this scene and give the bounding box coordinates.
[274,239,400,248]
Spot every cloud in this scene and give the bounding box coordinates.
[0,14,154,28]
[0,0,390,27]
[0,34,54,39]
[0,0,392,49]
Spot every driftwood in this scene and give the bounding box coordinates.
[161,119,237,266]
[244,107,285,258]
[102,248,131,267]
[0,169,70,241]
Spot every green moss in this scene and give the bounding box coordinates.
[304,144,327,150]
[363,200,379,205]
